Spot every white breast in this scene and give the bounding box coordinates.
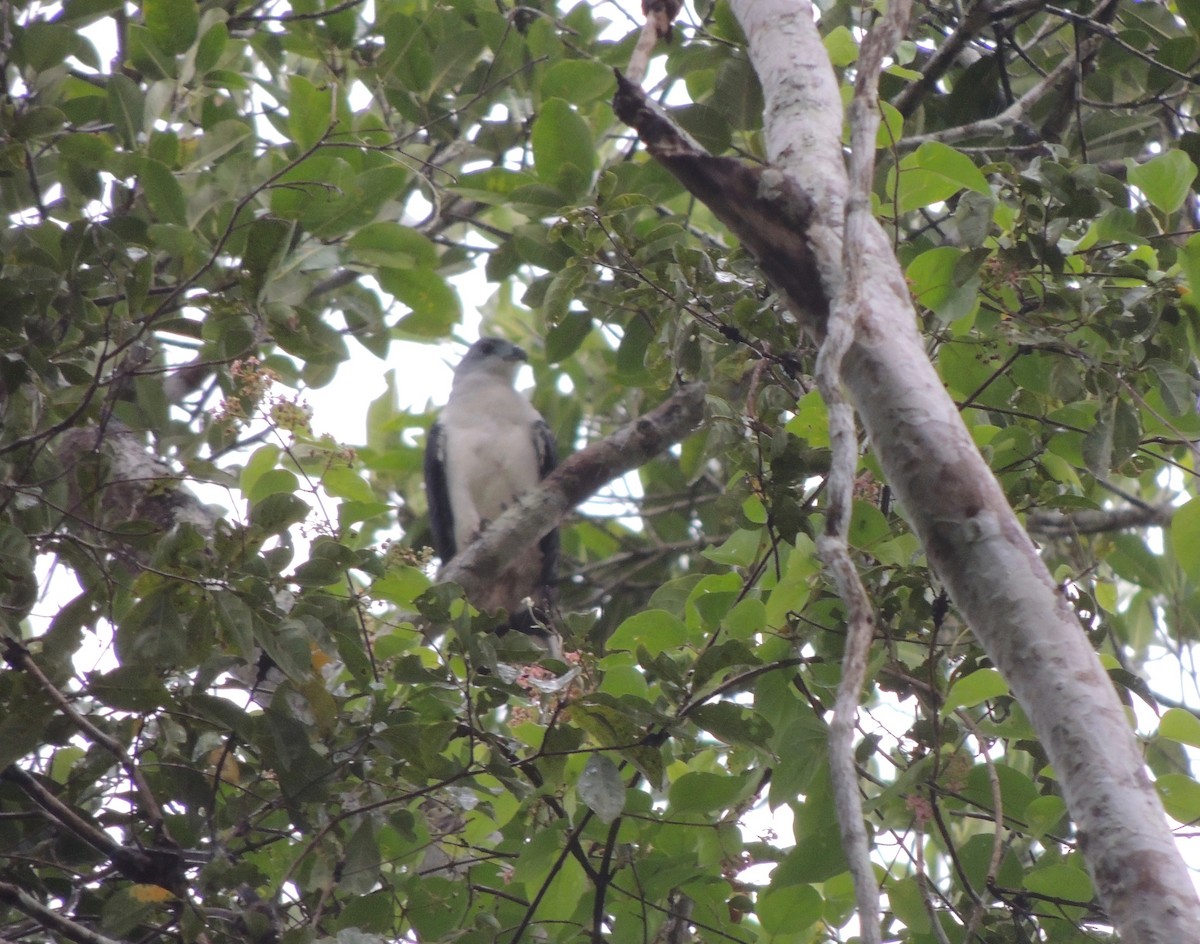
[441,380,542,550]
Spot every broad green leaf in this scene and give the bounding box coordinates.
[134,157,187,225]
[823,25,858,67]
[17,22,81,70]
[540,59,614,103]
[573,701,663,788]
[250,492,311,534]
[106,73,144,147]
[701,529,761,567]
[689,703,773,750]
[577,753,626,823]
[1024,795,1067,841]
[142,0,197,54]
[668,770,752,813]
[1023,864,1094,904]
[943,668,1009,714]
[288,75,334,150]
[1157,773,1200,823]
[321,468,375,503]
[1179,0,1200,34]
[756,884,823,935]
[385,269,462,338]
[889,141,991,214]
[1128,150,1197,214]
[606,609,687,655]
[348,223,438,270]
[531,98,595,198]
[1159,707,1200,748]
[1171,498,1200,584]
[907,246,982,323]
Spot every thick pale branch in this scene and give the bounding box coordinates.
[439,383,706,602]
[818,4,913,940]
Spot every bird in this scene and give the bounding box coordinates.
[423,337,560,654]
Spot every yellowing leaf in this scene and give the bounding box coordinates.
[131,884,177,902]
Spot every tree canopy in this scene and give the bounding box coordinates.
[2,0,1200,941]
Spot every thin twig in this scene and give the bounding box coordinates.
[3,643,168,832]
[0,882,125,944]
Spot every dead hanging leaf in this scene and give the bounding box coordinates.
[207,746,240,785]
[131,884,177,903]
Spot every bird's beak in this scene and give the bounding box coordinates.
[507,345,529,363]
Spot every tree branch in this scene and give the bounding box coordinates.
[898,32,1105,150]
[0,766,183,892]
[816,4,913,940]
[890,0,1049,118]
[0,881,125,944]
[1026,503,1173,537]
[439,382,706,601]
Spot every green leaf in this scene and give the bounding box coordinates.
[701,529,761,566]
[1023,864,1094,904]
[288,75,334,150]
[88,665,170,711]
[540,59,614,104]
[322,468,375,503]
[1158,707,1200,748]
[17,22,81,70]
[889,141,991,214]
[1024,795,1067,841]
[1128,150,1197,214]
[606,609,687,655]
[241,217,295,301]
[142,0,198,54]
[1156,773,1200,824]
[1179,0,1200,35]
[907,246,982,323]
[134,157,187,225]
[1082,400,1115,475]
[577,753,626,823]
[384,269,462,338]
[689,703,773,750]
[531,98,595,199]
[668,770,751,813]
[348,222,437,270]
[756,884,823,935]
[106,73,144,148]
[943,668,1009,714]
[1171,498,1200,585]
[250,493,311,534]
[573,701,663,788]
[545,310,593,362]
[823,25,858,67]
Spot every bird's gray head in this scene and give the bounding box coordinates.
[453,337,528,386]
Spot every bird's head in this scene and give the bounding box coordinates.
[454,337,529,386]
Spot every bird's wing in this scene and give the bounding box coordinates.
[531,417,559,588]
[423,420,456,561]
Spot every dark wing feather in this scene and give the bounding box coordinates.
[424,420,456,561]
[532,418,559,588]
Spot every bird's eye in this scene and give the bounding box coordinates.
[479,340,495,354]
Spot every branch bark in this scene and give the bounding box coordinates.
[815,1,913,937]
[615,0,1200,937]
[439,382,707,603]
